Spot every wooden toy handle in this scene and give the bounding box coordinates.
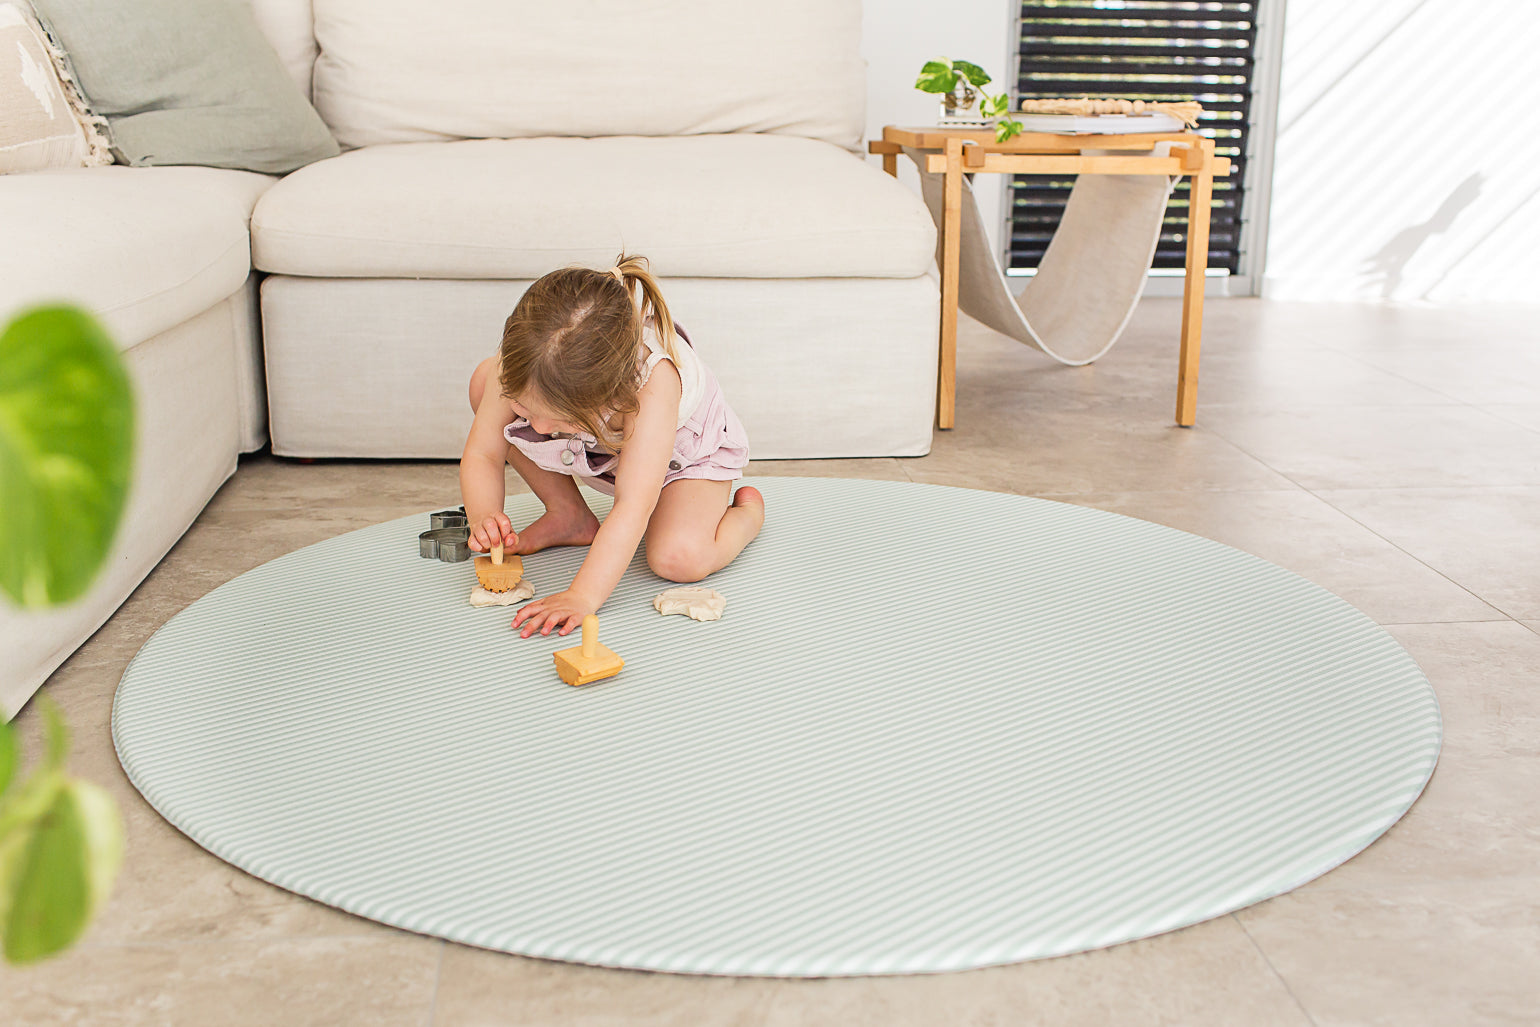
[491,542,503,565]
[581,615,598,658]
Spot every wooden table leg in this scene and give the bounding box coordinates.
[938,137,963,430]
[868,138,901,177]
[1176,139,1214,427]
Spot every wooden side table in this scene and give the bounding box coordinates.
[871,125,1233,429]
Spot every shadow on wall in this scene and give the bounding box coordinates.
[1362,173,1485,299]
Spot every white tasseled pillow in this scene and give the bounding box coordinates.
[0,1,109,173]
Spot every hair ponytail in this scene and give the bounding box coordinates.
[612,253,677,362]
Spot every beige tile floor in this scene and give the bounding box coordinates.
[5,298,1539,1026]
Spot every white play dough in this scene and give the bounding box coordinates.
[469,581,533,607]
[652,586,726,621]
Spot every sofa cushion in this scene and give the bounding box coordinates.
[249,0,317,100]
[0,165,275,348]
[251,135,936,280]
[310,0,863,152]
[260,275,938,460]
[29,0,338,174]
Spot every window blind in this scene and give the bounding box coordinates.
[1010,1,1258,274]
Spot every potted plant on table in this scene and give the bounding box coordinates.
[915,57,1024,142]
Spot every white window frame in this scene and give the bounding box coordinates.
[999,0,1288,298]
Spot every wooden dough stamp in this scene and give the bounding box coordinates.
[553,615,624,686]
[474,543,525,593]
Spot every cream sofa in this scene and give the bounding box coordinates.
[0,0,938,716]
[0,165,273,718]
[249,0,939,459]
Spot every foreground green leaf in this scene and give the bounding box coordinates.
[0,723,14,797]
[0,305,134,608]
[1,777,123,964]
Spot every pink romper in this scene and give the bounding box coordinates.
[502,322,750,497]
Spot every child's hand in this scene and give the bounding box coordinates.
[511,589,595,638]
[468,513,515,554]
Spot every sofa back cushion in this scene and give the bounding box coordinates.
[310,0,865,152]
[249,0,317,100]
[30,0,338,174]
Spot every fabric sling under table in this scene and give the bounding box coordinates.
[902,143,1174,366]
[112,477,1441,977]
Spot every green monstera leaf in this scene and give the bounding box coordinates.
[951,60,990,89]
[0,306,131,966]
[915,59,958,93]
[916,58,993,95]
[0,705,124,965]
[1,777,123,964]
[0,724,15,799]
[0,306,135,608]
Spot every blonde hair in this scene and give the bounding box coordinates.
[498,253,677,449]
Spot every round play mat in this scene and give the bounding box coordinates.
[112,477,1441,976]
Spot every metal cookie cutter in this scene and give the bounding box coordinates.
[419,507,474,562]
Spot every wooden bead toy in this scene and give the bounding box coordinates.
[474,543,525,593]
[553,615,624,686]
[1015,96,1203,127]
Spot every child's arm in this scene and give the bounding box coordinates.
[460,385,518,553]
[512,361,682,637]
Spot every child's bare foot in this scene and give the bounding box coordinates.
[732,484,765,521]
[730,485,765,537]
[515,504,600,554]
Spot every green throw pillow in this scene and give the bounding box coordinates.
[27,0,338,174]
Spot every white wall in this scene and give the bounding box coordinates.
[1264,0,1540,303]
[862,1,1540,305]
[862,0,1016,259]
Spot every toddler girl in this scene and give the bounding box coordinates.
[461,254,764,638]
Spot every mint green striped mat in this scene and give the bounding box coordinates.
[113,478,1440,976]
